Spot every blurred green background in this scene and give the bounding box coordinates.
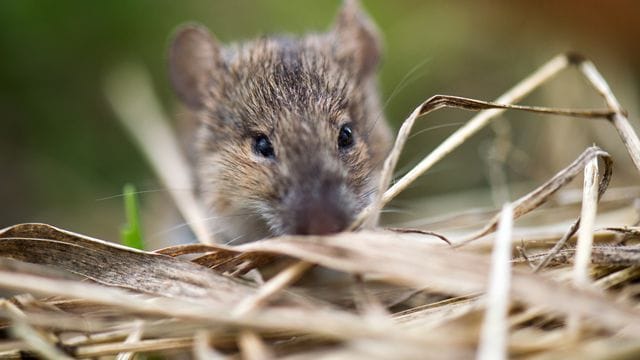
[1,0,639,244]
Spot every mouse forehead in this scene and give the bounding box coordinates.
[219,38,354,131]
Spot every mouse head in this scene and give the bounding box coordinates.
[169,0,391,242]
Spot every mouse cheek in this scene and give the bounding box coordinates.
[245,165,283,222]
[344,144,375,198]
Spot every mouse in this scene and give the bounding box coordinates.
[168,0,392,243]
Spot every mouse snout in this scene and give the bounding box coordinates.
[293,201,348,235]
[285,178,353,236]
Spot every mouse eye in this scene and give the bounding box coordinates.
[253,134,275,159]
[337,124,355,150]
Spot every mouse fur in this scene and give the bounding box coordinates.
[169,0,392,243]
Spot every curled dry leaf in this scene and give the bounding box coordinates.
[458,145,612,245]
[0,223,255,305]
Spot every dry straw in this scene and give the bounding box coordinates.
[0,52,639,359]
[476,204,513,360]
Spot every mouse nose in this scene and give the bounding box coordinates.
[293,202,349,235]
[285,176,353,236]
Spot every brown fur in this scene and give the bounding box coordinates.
[169,0,391,243]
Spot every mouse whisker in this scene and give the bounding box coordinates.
[224,234,247,246]
[95,187,194,201]
[407,122,465,140]
[379,122,465,181]
[151,214,226,238]
[151,209,261,237]
[378,207,413,215]
[364,58,432,139]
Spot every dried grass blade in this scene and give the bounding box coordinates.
[518,246,640,268]
[238,233,640,333]
[385,227,451,245]
[232,261,314,316]
[459,146,612,244]
[568,157,600,336]
[595,266,640,289]
[193,330,228,360]
[0,306,116,334]
[0,269,413,343]
[578,59,640,173]
[573,158,600,287]
[104,63,212,244]
[239,330,274,360]
[362,99,611,230]
[359,54,572,228]
[76,337,194,358]
[476,204,513,360]
[532,220,580,272]
[194,331,228,360]
[115,320,144,360]
[154,243,234,256]
[2,300,73,360]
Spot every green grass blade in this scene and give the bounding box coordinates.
[121,183,145,250]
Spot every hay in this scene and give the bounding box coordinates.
[1,53,639,359]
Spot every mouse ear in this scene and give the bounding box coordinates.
[332,0,382,77]
[168,24,221,109]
